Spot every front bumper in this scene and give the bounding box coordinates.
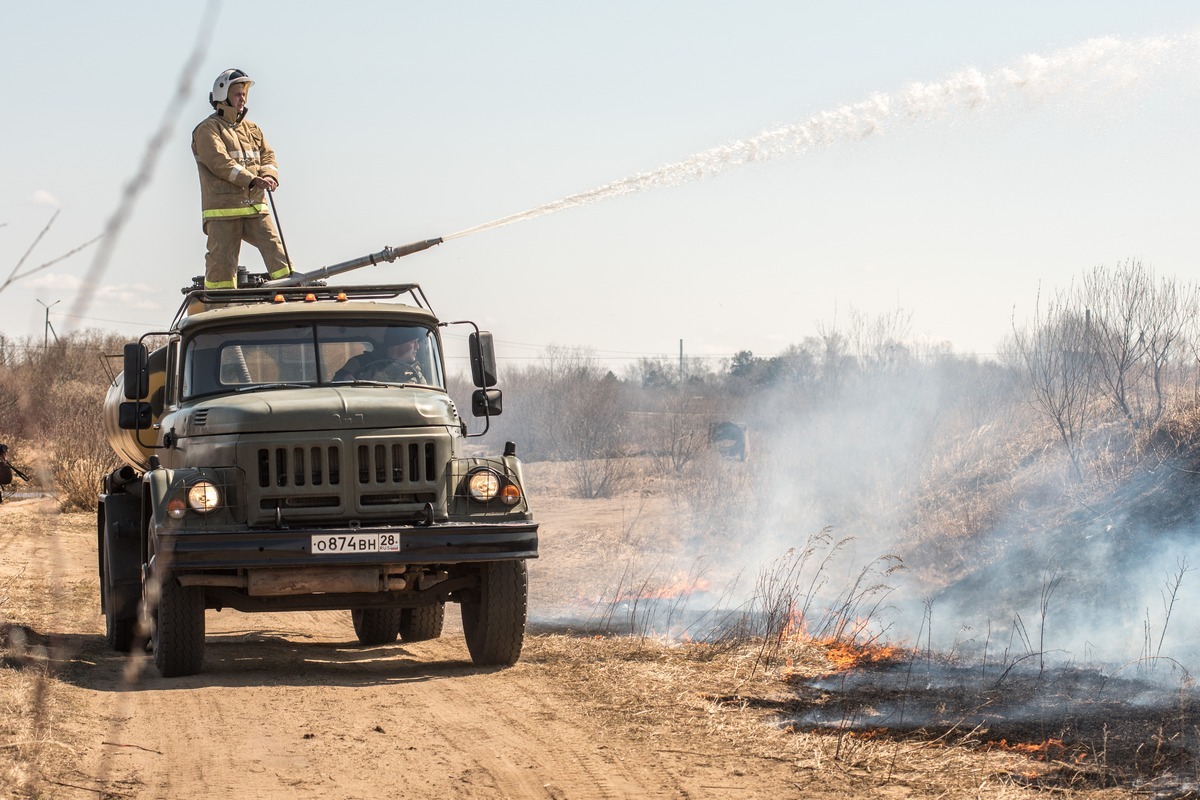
[157,520,538,571]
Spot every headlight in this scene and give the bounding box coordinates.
[467,469,501,502]
[466,468,523,506]
[186,480,221,514]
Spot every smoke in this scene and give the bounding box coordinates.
[30,190,59,208]
[747,359,1200,675]
[924,468,1200,669]
[445,29,1195,242]
[558,339,1200,677]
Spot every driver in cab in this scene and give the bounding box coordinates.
[334,327,427,384]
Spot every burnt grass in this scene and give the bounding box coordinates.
[781,655,1199,792]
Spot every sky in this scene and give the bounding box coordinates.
[3,1,1200,370]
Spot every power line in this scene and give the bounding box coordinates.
[50,309,154,327]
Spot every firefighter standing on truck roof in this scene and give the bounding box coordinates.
[192,68,293,290]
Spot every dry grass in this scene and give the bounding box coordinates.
[0,660,56,798]
[0,627,96,800]
[0,502,99,799]
[523,634,1107,798]
[0,332,126,513]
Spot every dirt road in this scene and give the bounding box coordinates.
[2,496,813,800]
[77,615,710,799]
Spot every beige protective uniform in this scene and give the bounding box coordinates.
[192,109,292,288]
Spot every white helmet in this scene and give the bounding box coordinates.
[209,68,254,106]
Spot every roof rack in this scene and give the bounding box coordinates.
[171,283,432,328]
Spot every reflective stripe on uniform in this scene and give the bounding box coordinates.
[267,264,292,279]
[204,278,237,289]
[202,204,269,219]
[227,165,244,182]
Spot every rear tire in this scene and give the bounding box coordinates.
[351,608,401,645]
[461,561,527,666]
[102,539,141,652]
[400,603,445,642]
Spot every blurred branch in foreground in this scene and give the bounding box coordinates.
[0,210,103,295]
[65,0,218,328]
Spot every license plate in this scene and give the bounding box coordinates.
[311,532,400,554]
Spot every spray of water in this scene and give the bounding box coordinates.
[444,31,1190,242]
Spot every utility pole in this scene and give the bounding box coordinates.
[36,299,60,350]
[679,339,684,382]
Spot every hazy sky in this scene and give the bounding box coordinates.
[3,2,1199,368]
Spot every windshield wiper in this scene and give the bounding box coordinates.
[328,379,441,390]
[329,379,392,388]
[235,382,312,393]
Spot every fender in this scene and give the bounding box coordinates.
[144,466,178,529]
[97,492,142,611]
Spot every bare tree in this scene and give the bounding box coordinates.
[846,305,915,373]
[648,392,711,474]
[500,345,631,497]
[1141,272,1199,420]
[1010,288,1095,481]
[1078,260,1198,425]
[1082,261,1151,421]
[561,370,629,498]
[814,322,854,398]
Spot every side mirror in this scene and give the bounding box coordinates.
[123,342,150,400]
[472,388,503,417]
[469,332,498,388]
[118,402,153,430]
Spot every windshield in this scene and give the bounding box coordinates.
[182,322,443,399]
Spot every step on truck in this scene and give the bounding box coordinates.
[97,240,538,677]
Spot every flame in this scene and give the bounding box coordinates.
[768,605,905,676]
[992,738,1067,761]
[845,728,889,740]
[574,572,712,607]
[779,636,904,680]
[629,573,712,601]
[818,639,902,672]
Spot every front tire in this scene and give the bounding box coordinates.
[142,524,206,678]
[351,608,401,645]
[461,561,527,666]
[149,569,206,678]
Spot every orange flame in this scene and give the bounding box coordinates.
[779,637,903,680]
[818,638,902,671]
[992,738,1067,761]
[625,573,712,601]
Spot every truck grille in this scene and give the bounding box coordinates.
[243,433,446,525]
[356,442,437,485]
[258,445,342,488]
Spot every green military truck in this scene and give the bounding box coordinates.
[97,242,537,677]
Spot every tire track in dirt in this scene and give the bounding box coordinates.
[414,671,688,799]
[77,608,694,799]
